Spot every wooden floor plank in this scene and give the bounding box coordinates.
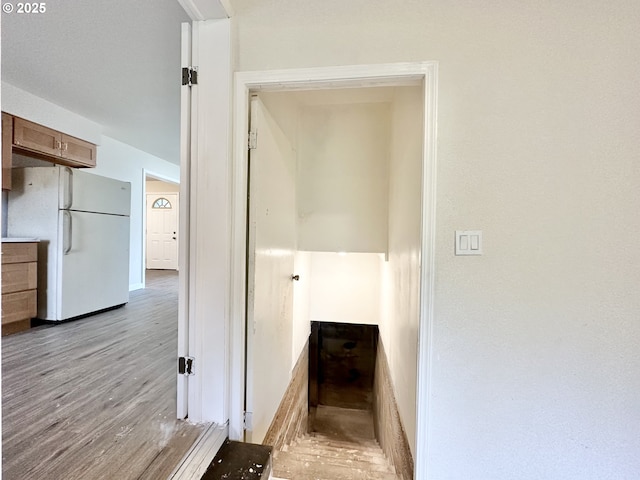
[2,270,204,480]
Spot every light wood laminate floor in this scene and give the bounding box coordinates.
[2,270,204,480]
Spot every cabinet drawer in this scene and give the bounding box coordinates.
[1,290,37,324]
[2,242,38,264]
[2,262,37,293]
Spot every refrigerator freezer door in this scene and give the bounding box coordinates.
[60,167,131,216]
[57,210,130,320]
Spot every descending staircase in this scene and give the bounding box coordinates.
[271,405,400,480]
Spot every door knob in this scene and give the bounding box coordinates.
[291,274,300,281]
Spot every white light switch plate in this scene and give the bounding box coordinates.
[456,230,482,255]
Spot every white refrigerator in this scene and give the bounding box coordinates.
[7,166,131,321]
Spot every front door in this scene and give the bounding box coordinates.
[146,193,178,270]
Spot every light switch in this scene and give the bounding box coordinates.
[456,230,482,255]
[460,235,469,250]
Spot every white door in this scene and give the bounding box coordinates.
[177,21,193,419]
[146,193,179,270]
[245,96,297,443]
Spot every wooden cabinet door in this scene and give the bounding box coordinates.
[2,113,12,190]
[61,134,97,167]
[13,117,62,158]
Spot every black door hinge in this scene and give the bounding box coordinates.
[178,356,195,375]
[182,67,198,87]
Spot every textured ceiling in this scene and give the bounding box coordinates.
[1,0,193,164]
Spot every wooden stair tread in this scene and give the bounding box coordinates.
[310,405,377,442]
[278,444,388,463]
[272,406,400,480]
[298,434,380,450]
[272,456,399,480]
[287,439,387,457]
[273,431,399,480]
[274,450,394,473]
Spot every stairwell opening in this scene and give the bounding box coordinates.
[268,321,406,480]
[309,321,378,427]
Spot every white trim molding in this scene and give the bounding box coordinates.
[229,62,438,479]
[416,62,438,480]
[176,0,232,21]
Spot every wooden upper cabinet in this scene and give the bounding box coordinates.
[61,133,97,167]
[13,118,61,157]
[2,113,12,190]
[10,116,97,168]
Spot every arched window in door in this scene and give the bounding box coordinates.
[152,197,172,209]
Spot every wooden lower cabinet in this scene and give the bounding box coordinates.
[2,291,37,324]
[2,262,37,293]
[1,242,38,335]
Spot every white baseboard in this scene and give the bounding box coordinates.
[129,282,144,291]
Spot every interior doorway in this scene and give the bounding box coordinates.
[230,63,438,479]
[244,84,422,448]
[145,176,180,271]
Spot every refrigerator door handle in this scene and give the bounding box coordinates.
[63,167,74,209]
[63,211,73,255]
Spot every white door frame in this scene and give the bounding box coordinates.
[229,62,438,479]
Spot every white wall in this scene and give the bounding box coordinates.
[146,179,179,193]
[291,250,311,368]
[231,1,640,478]
[297,103,389,253]
[379,86,424,456]
[2,82,180,291]
[309,252,382,325]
